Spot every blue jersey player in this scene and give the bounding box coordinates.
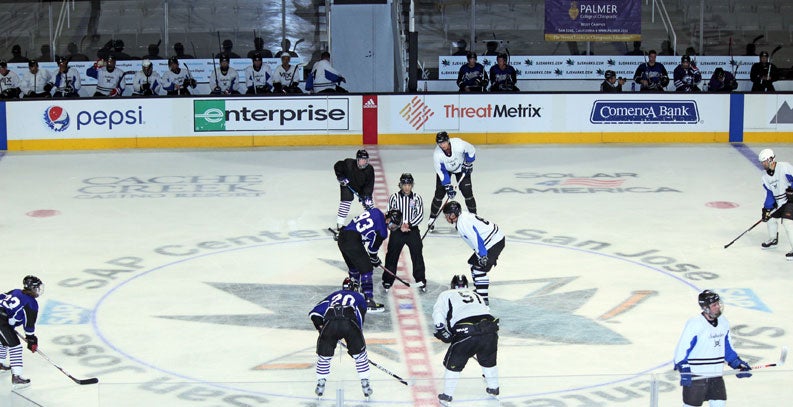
[337,208,402,312]
[309,278,373,399]
[0,275,43,388]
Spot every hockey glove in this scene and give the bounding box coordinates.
[462,161,473,176]
[786,187,793,200]
[477,255,489,268]
[444,184,456,199]
[674,362,692,387]
[762,208,774,222]
[729,358,752,378]
[43,83,53,93]
[337,177,349,186]
[434,324,452,343]
[369,254,382,268]
[25,334,38,353]
[64,86,74,94]
[362,196,374,209]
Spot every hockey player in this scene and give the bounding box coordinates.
[707,68,737,93]
[161,56,196,96]
[306,51,347,94]
[272,54,302,94]
[52,56,81,98]
[309,278,373,399]
[673,55,702,92]
[0,275,43,388]
[488,53,519,92]
[429,131,477,225]
[457,52,487,92]
[0,61,22,99]
[247,37,273,59]
[337,208,402,312]
[244,53,272,94]
[131,59,161,96]
[441,201,505,305]
[600,70,626,92]
[21,60,53,98]
[86,55,126,97]
[633,49,669,92]
[334,149,376,229]
[433,275,500,406]
[750,50,778,92]
[758,148,793,259]
[209,54,241,95]
[673,290,752,407]
[383,173,427,292]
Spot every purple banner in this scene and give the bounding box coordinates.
[545,0,641,41]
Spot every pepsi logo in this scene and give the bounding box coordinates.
[43,105,70,132]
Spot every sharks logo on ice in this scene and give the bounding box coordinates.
[43,105,70,132]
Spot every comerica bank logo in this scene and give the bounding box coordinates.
[194,98,349,132]
[43,105,70,132]
[590,100,699,124]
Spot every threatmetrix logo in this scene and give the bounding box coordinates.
[590,100,700,124]
[194,100,226,131]
[43,105,70,132]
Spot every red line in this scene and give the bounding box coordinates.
[365,146,437,404]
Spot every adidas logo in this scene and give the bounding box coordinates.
[363,98,377,109]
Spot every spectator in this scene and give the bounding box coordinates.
[306,51,347,94]
[141,43,162,60]
[173,42,194,59]
[488,53,518,92]
[111,40,134,60]
[36,44,53,62]
[8,44,29,63]
[483,41,499,56]
[456,52,487,92]
[247,37,273,59]
[65,42,89,61]
[633,49,669,92]
[625,41,644,56]
[750,50,778,92]
[659,39,675,56]
[216,39,241,59]
[707,67,737,93]
[274,38,299,58]
[600,70,626,92]
[452,39,468,56]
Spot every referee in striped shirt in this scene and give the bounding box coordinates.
[383,173,427,292]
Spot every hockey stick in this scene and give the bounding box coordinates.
[292,38,305,55]
[692,346,787,380]
[338,342,408,386]
[422,172,468,240]
[379,265,411,287]
[724,206,784,249]
[767,45,782,79]
[16,332,98,385]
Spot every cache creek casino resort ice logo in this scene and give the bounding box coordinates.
[43,105,70,132]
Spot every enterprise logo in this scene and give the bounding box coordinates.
[590,100,699,124]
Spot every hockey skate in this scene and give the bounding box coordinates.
[382,282,392,293]
[314,378,326,397]
[361,378,373,398]
[761,236,778,249]
[786,251,793,261]
[0,363,10,373]
[486,387,500,399]
[438,393,453,406]
[366,298,385,313]
[417,281,427,293]
[12,374,30,389]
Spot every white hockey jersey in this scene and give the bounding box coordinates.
[273,64,300,88]
[160,68,192,94]
[86,65,126,96]
[455,212,504,258]
[131,70,161,96]
[433,138,476,185]
[307,59,344,92]
[0,70,21,93]
[21,69,53,94]
[674,314,740,376]
[52,67,81,93]
[209,67,240,94]
[244,65,271,92]
[762,161,793,208]
[432,287,491,329]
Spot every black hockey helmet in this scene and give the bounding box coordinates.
[23,275,43,295]
[0,60,7,68]
[168,56,179,65]
[219,54,230,63]
[605,70,616,80]
[56,55,68,65]
[386,209,403,227]
[713,67,725,78]
[698,290,720,309]
[759,50,769,58]
[436,131,449,144]
[466,51,477,60]
[442,200,462,217]
[399,173,414,186]
[356,149,369,160]
[342,277,360,292]
[450,274,468,289]
[28,59,38,67]
[681,55,691,63]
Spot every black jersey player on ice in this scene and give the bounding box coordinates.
[309,278,373,399]
[0,275,43,388]
[433,275,500,406]
[337,208,402,312]
[334,149,376,230]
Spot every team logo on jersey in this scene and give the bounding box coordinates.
[43,105,70,132]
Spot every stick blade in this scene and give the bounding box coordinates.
[77,377,99,385]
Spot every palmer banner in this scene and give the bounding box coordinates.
[545,0,641,41]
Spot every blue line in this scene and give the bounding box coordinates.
[729,93,744,143]
[731,143,764,171]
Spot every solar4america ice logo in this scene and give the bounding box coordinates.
[43,105,70,132]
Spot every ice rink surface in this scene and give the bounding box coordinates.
[0,144,791,406]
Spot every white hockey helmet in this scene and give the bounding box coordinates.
[758,148,775,162]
